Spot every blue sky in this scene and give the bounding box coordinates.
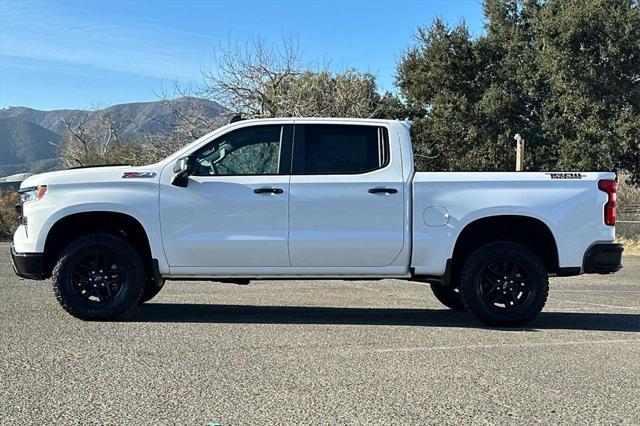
[0,0,485,111]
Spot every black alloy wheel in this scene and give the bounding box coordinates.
[479,259,533,312]
[70,252,126,306]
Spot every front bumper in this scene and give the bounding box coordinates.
[10,243,46,280]
[583,243,623,274]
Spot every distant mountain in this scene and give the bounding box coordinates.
[0,117,61,176]
[0,107,91,135]
[0,97,227,135]
[0,97,227,176]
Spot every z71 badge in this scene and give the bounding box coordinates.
[122,171,157,178]
[546,173,586,179]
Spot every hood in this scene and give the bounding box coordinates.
[20,164,161,188]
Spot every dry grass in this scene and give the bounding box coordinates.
[616,237,640,256]
[616,172,640,255]
[0,191,19,240]
[617,172,640,208]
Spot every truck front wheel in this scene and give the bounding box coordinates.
[51,234,145,320]
[458,242,549,326]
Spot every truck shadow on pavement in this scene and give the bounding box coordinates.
[126,304,640,332]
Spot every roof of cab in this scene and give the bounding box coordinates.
[229,116,411,128]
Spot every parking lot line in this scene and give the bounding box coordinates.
[562,300,640,310]
[363,338,640,354]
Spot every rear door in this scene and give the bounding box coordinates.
[288,123,405,267]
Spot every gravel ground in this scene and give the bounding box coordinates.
[0,242,638,425]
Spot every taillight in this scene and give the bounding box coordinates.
[598,179,617,226]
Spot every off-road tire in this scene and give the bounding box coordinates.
[51,234,145,320]
[139,279,165,304]
[430,284,466,311]
[458,241,549,326]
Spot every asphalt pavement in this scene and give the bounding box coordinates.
[0,242,638,425]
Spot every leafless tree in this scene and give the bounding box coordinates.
[58,107,131,167]
[201,37,388,119]
[202,36,301,117]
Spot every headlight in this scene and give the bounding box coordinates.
[19,185,47,203]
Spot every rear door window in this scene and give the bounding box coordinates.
[292,124,389,175]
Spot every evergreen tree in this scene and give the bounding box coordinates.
[396,0,640,182]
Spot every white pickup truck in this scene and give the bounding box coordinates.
[11,118,623,325]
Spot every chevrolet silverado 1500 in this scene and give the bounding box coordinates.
[11,118,623,325]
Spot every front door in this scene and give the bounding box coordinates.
[288,123,405,267]
[159,124,293,269]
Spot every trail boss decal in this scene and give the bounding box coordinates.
[122,172,157,178]
[546,173,586,180]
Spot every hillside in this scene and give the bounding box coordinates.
[0,97,226,176]
[0,97,226,135]
[0,107,91,135]
[0,117,60,175]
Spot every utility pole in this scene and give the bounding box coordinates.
[514,133,525,171]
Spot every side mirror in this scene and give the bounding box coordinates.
[171,156,196,187]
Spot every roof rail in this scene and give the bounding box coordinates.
[229,114,245,124]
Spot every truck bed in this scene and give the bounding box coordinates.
[410,172,616,276]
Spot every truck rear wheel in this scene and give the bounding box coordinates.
[458,241,549,326]
[51,234,145,320]
[430,284,466,311]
